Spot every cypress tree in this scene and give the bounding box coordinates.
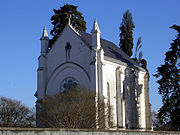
[119,10,135,57]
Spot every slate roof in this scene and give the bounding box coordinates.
[79,31,145,71]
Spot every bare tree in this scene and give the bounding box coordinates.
[37,86,113,129]
[0,97,35,127]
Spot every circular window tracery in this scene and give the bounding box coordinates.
[60,77,79,92]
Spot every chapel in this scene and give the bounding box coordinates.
[36,19,152,129]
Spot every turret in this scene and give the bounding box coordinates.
[90,19,103,129]
[91,18,101,50]
[40,26,49,55]
[37,26,49,100]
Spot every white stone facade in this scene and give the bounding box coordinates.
[37,19,152,129]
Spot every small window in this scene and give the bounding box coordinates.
[65,42,71,61]
[123,86,125,100]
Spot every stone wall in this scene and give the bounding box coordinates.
[0,128,180,135]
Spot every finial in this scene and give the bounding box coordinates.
[91,18,101,33]
[41,26,49,40]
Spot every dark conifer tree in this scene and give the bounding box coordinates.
[119,10,135,57]
[154,25,180,131]
[49,4,86,47]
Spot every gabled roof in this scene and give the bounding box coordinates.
[78,31,145,71]
[50,24,145,71]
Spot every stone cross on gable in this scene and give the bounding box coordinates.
[68,14,72,25]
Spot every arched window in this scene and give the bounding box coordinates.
[60,77,79,92]
[107,82,110,107]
